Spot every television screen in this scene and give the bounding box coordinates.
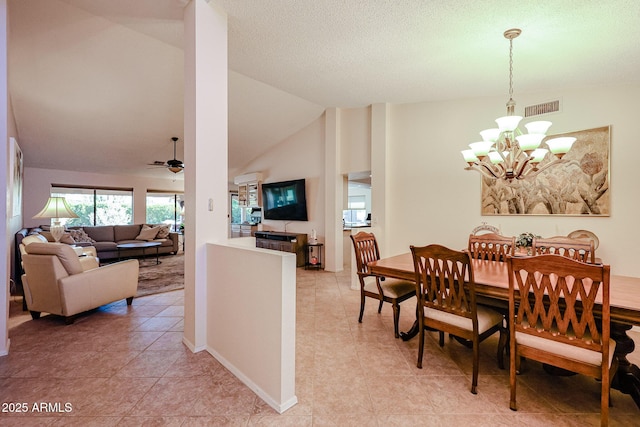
[262,179,308,221]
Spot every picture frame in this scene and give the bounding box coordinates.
[481,125,610,216]
[9,137,23,217]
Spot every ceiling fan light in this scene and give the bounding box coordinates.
[168,166,183,173]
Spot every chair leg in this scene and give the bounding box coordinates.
[417,318,425,369]
[358,292,365,323]
[377,298,383,314]
[126,297,133,305]
[29,311,41,320]
[471,336,479,394]
[510,349,517,411]
[438,331,445,347]
[392,301,400,338]
[497,327,507,370]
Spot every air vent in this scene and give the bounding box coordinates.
[524,100,560,117]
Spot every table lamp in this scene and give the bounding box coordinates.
[32,196,79,242]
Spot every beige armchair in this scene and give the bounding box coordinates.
[21,242,139,323]
[20,233,99,270]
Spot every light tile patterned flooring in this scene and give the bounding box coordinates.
[1,267,639,426]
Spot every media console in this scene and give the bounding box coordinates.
[255,232,308,267]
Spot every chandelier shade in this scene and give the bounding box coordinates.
[461,29,576,181]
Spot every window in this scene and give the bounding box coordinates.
[52,186,133,226]
[146,191,184,231]
[343,195,367,225]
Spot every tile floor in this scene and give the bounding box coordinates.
[1,267,639,426]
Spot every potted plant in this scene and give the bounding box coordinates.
[516,232,539,255]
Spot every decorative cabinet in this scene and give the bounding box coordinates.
[238,184,248,207]
[247,182,261,207]
[234,172,263,208]
[230,224,257,238]
[255,232,307,267]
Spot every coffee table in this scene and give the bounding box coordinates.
[116,241,162,265]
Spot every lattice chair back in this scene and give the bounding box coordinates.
[468,233,516,262]
[532,236,596,264]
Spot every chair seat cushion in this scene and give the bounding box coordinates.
[363,276,415,299]
[516,331,616,367]
[424,304,503,334]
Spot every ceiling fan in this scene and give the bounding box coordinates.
[149,137,184,173]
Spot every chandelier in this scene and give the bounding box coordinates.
[461,28,576,181]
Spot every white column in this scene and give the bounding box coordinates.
[0,0,9,356]
[370,103,390,256]
[324,108,343,272]
[182,0,228,351]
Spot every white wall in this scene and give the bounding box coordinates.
[238,115,325,239]
[387,84,640,277]
[340,106,371,174]
[207,241,296,413]
[22,167,184,228]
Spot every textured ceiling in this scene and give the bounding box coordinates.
[8,0,640,179]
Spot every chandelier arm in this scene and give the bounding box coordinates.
[527,158,580,176]
[465,163,501,180]
[513,154,532,179]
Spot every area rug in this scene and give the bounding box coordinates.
[136,253,184,297]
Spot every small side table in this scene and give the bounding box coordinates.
[306,243,323,270]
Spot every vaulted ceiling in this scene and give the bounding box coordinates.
[8,0,640,179]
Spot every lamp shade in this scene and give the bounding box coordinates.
[33,197,79,219]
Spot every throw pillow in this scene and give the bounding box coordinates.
[155,224,170,239]
[39,231,75,244]
[69,228,96,244]
[136,225,160,241]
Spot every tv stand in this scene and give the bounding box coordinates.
[255,232,307,267]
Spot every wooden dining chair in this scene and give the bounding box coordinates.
[410,244,506,394]
[507,254,616,427]
[468,233,516,262]
[350,232,415,338]
[532,236,596,263]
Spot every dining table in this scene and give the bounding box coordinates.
[369,253,640,408]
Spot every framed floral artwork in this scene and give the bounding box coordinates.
[481,125,610,216]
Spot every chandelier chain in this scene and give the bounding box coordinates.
[508,38,514,101]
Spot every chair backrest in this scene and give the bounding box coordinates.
[471,222,500,235]
[508,254,610,353]
[350,232,380,276]
[468,233,516,262]
[410,244,475,321]
[24,242,84,275]
[532,236,596,263]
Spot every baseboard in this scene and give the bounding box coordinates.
[206,345,298,414]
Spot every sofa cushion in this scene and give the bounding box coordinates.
[91,241,118,252]
[114,224,142,242]
[82,226,113,242]
[136,225,160,241]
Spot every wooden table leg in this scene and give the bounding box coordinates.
[611,322,640,408]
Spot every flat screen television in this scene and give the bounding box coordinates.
[262,178,308,221]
